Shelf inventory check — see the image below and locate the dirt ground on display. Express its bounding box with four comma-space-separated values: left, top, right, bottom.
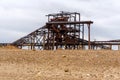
0, 48, 120, 80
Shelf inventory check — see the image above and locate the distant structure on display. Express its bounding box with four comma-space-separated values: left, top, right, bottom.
2, 11, 119, 50
12, 11, 93, 50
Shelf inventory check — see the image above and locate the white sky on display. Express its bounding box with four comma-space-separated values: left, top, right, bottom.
0, 0, 120, 43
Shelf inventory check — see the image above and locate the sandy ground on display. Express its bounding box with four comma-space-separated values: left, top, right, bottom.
0, 48, 120, 80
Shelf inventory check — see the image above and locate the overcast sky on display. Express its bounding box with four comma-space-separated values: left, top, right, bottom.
0, 0, 120, 43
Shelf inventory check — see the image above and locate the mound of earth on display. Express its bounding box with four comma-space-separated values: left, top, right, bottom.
0, 49, 120, 80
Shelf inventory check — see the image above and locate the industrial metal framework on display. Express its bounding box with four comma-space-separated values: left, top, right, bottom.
12, 11, 93, 50
1, 11, 119, 50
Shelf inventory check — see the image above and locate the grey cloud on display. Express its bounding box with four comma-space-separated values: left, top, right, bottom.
0, 0, 120, 43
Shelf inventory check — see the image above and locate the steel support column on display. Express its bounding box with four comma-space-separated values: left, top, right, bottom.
88, 24, 91, 49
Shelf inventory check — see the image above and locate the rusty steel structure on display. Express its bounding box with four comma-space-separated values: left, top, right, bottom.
5, 11, 119, 50
12, 11, 93, 50
91, 40, 120, 50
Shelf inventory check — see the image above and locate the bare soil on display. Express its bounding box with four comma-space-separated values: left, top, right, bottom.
0, 48, 120, 80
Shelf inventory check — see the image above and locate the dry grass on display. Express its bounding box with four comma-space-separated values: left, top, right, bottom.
0, 45, 19, 49
0, 49, 120, 80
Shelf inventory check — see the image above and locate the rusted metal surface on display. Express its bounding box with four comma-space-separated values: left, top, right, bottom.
11, 11, 93, 50
44, 11, 93, 50
46, 21, 93, 25
12, 26, 48, 50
